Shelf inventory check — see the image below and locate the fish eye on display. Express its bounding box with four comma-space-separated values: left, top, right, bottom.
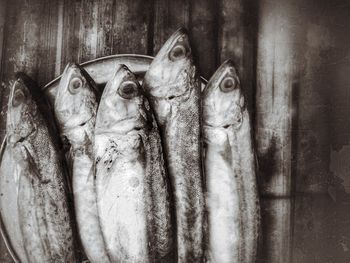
118, 81, 138, 99
68, 77, 83, 94
169, 45, 187, 61
220, 77, 237, 92
12, 89, 26, 107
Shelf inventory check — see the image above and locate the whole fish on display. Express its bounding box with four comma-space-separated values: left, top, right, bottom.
203, 60, 260, 263
143, 28, 205, 263
54, 63, 110, 263
94, 65, 174, 263
5, 75, 77, 262
0, 137, 28, 263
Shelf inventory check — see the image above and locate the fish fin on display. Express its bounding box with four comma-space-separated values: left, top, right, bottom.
86, 160, 95, 184
0, 135, 7, 164
22, 145, 42, 181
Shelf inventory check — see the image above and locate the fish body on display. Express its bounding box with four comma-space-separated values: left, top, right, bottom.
143, 28, 205, 263
0, 139, 28, 263
203, 61, 260, 263
95, 65, 174, 263
54, 63, 110, 263
5, 75, 77, 262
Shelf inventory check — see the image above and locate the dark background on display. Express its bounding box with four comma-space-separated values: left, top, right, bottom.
1, 0, 350, 262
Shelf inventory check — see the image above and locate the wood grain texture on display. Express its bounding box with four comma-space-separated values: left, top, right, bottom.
112, 0, 152, 55
153, 0, 190, 54
0, 0, 6, 76
255, 1, 300, 263
60, 0, 81, 69
188, 0, 217, 79
293, 0, 350, 194
217, 0, 257, 108
255, 0, 299, 197
260, 198, 292, 263
96, 0, 114, 57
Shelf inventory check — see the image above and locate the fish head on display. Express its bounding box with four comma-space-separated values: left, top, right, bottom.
203, 60, 245, 129
143, 27, 196, 100
55, 63, 99, 131
6, 77, 38, 146
95, 64, 150, 135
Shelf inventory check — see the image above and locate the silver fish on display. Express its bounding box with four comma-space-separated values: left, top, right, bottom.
94, 65, 174, 263
143, 28, 205, 263
5, 75, 77, 262
203, 60, 260, 263
54, 63, 110, 263
0, 136, 27, 263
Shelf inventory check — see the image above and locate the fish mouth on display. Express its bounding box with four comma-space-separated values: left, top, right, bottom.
78, 116, 94, 127
203, 123, 233, 130
147, 81, 190, 100
61, 115, 94, 132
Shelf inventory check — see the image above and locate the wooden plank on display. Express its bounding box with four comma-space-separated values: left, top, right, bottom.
96, 0, 114, 58
60, 0, 81, 69
260, 198, 292, 263
36, 0, 60, 85
255, 0, 300, 197
59, 0, 116, 71
112, 0, 152, 55
292, 1, 350, 262
77, 0, 99, 62
0, 0, 6, 75
217, 0, 257, 107
188, 0, 218, 79
293, 0, 349, 194
255, 1, 301, 263
153, 0, 190, 54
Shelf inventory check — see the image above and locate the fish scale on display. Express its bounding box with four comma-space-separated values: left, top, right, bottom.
53, 63, 110, 263
4, 76, 77, 263
143, 28, 205, 263
203, 60, 260, 263
95, 65, 174, 263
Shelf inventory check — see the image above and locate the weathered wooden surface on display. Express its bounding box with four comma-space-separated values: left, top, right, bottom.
260, 198, 292, 263
1, 0, 350, 262
255, 1, 298, 261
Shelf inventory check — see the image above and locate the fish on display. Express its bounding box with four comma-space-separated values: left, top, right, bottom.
202, 60, 260, 263
142, 28, 205, 263
0, 136, 27, 263
94, 65, 174, 263
54, 63, 110, 263
5, 74, 77, 263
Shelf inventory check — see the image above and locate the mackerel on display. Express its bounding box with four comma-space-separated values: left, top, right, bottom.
95, 65, 174, 263
143, 28, 205, 263
203, 61, 260, 263
0, 136, 26, 263
5, 74, 77, 262
54, 63, 110, 263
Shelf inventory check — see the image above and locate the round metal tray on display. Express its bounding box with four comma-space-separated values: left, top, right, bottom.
43, 54, 207, 102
